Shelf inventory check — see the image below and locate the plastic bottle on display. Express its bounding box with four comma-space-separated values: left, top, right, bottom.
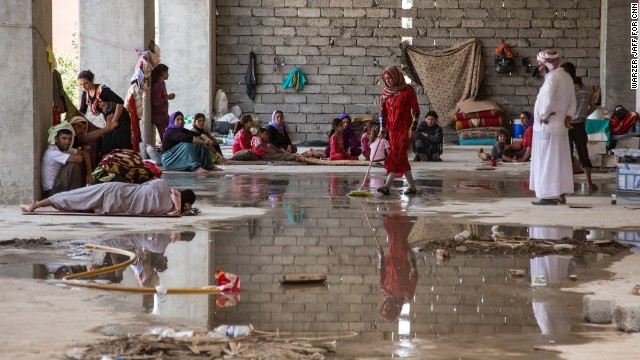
228, 129, 234, 138
212, 325, 252, 338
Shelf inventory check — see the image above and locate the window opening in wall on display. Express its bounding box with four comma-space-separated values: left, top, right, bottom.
402, 0, 413, 9
401, 17, 413, 29
401, 36, 413, 45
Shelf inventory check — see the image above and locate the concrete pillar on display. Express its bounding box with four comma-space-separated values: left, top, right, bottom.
0, 0, 52, 204
602, 0, 636, 110
78, 0, 155, 142
157, 0, 216, 121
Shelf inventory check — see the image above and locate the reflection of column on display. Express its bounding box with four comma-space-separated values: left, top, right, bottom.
530, 254, 572, 336
0, 0, 52, 203
528, 226, 574, 241
530, 255, 571, 285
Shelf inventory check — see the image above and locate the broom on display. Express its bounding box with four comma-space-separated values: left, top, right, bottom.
347, 131, 384, 197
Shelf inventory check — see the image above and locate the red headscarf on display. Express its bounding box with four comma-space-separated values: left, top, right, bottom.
380, 66, 408, 103
536, 49, 560, 71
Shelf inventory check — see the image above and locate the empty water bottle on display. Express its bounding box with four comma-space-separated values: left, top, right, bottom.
212, 325, 252, 337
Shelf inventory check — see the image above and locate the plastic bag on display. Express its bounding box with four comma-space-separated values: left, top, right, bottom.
216, 269, 240, 292
231, 105, 242, 119
214, 90, 229, 117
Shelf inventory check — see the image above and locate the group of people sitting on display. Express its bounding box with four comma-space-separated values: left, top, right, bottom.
477, 111, 534, 163
226, 110, 445, 164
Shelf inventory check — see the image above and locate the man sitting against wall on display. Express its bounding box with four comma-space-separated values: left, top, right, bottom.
41, 122, 93, 198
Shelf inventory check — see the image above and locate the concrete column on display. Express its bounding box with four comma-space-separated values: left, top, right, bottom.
157, 0, 216, 120
78, 0, 155, 142
0, 0, 52, 204
602, 0, 636, 110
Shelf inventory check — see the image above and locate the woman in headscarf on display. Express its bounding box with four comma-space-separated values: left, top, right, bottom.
77, 70, 133, 157
69, 116, 118, 169
376, 66, 420, 195
503, 111, 534, 162
266, 110, 297, 154
161, 111, 219, 173
324, 113, 362, 158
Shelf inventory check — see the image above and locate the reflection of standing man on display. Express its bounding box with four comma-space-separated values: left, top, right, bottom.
378, 214, 418, 322
561, 62, 598, 191
530, 50, 576, 205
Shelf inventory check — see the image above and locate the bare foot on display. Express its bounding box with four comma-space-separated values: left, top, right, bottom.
20, 204, 35, 213
209, 166, 223, 172
194, 167, 208, 174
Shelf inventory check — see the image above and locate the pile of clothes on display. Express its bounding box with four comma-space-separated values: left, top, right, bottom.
452, 109, 504, 145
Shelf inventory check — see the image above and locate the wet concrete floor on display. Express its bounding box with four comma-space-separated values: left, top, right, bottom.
1, 170, 638, 359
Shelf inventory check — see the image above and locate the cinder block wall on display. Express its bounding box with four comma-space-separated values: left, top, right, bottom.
216, 0, 600, 142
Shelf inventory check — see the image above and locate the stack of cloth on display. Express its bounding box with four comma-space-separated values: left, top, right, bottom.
452, 109, 504, 145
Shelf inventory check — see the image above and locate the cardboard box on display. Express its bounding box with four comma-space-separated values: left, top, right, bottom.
587, 140, 607, 155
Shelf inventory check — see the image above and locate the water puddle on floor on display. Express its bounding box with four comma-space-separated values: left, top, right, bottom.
0, 173, 633, 358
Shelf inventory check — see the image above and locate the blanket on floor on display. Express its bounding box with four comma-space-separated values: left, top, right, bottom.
23, 211, 181, 217
298, 157, 372, 166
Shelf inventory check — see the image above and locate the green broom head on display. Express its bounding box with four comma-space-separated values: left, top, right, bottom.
347, 190, 373, 197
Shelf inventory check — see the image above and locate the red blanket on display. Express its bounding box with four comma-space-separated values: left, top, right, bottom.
455, 116, 503, 131
611, 112, 638, 135
452, 110, 502, 121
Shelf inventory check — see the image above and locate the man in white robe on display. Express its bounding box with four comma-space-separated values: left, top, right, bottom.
530, 50, 577, 205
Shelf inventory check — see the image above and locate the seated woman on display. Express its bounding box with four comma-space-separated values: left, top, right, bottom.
412, 111, 443, 162
324, 113, 362, 158
21, 178, 195, 216
267, 110, 297, 154
503, 111, 534, 162
77, 70, 132, 157
191, 113, 228, 165
161, 111, 219, 173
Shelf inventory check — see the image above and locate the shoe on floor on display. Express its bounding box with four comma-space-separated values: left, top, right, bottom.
531, 198, 558, 205
403, 188, 417, 195
377, 186, 390, 195
413, 155, 420, 161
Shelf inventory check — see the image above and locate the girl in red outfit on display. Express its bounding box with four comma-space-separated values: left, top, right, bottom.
377, 66, 420, 195
232, 115, 254, 155
329, 118, 359, 160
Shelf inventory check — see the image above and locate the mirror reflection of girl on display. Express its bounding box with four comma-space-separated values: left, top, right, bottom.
192, 113, 228, 165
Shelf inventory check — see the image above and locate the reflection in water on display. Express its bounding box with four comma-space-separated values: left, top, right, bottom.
378, 213, 417, 323
528, 226, 574, 336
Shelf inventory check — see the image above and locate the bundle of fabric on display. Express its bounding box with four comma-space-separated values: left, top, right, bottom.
401, 39, 483, 127
451, 109, 502, 122
92, 149, 155, 184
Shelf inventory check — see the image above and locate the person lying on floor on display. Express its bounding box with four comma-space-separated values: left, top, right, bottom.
21, 178, 195, 216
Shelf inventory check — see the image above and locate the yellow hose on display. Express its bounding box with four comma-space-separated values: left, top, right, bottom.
62, 244, 220, 294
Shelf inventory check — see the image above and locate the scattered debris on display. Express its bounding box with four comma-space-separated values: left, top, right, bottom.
454, 230, 470, 242
509, 269, 526, 277
280, 273, 327, 284
0, 237, 50, 248
569, 274, 578, 281
76, 329, 353, 359
412, 234, 631, 256
455, 246, 468, 253
436, 249, 449, 259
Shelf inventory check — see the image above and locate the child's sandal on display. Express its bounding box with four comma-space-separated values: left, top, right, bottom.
377, 186, 390, 195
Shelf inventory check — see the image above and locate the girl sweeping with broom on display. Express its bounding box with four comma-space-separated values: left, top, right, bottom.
376, 66, 420, 195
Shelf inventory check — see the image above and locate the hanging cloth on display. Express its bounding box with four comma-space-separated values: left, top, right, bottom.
400, 39, 483, 127
245, 51, 257, 100
281, 67, 307, 91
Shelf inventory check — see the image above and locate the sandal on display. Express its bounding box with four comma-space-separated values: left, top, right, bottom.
376, 186, 390, 195
403, 188, 417, 195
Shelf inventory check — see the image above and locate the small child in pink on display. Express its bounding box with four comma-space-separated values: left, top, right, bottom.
361, 121, 377, 160
369, 130, 390, 162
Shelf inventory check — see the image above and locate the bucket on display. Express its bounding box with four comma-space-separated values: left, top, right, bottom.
513, 119, 524, 138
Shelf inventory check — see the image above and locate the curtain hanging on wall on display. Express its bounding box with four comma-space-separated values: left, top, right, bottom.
401, 39, 483, 127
